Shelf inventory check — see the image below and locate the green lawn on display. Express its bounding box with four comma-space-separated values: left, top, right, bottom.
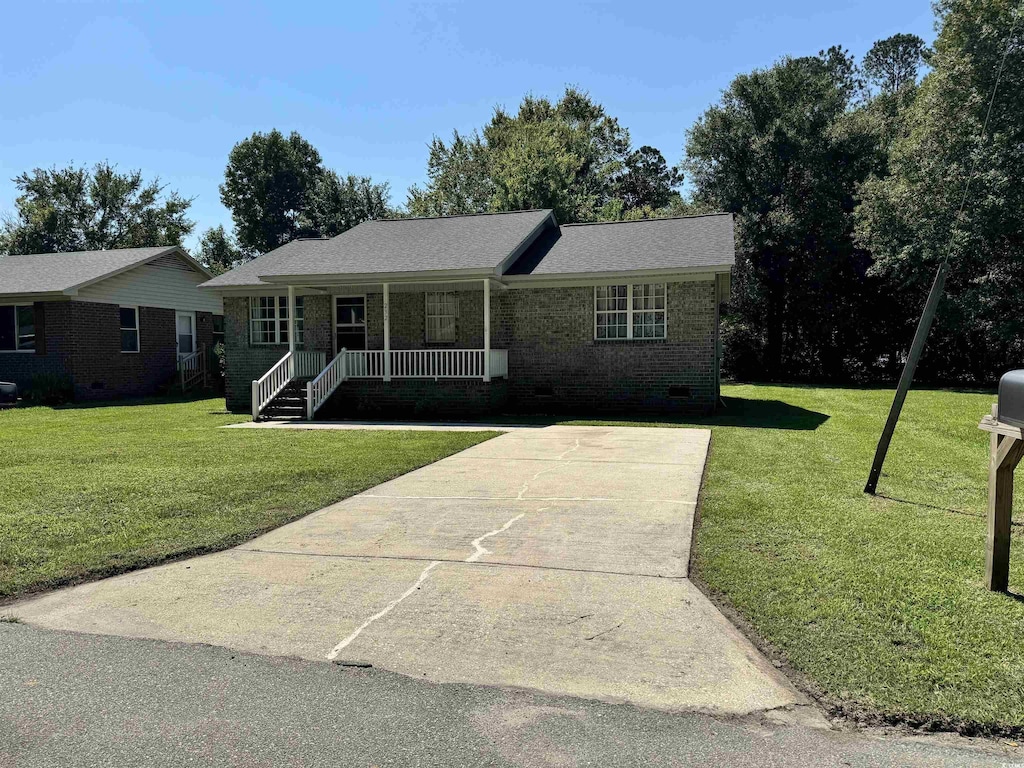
0, 397, 495, 600
576, 385, 1024, 732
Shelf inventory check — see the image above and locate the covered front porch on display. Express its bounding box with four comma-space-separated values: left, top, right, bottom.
251, 278, 507, 421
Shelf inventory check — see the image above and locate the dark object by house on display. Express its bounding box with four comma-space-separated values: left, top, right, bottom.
997, 370, 1024, 429
0, 381, 16, 403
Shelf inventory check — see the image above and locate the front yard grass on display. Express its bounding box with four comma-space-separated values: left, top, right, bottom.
576, 385, 1024, 733
0, 397, 495, 600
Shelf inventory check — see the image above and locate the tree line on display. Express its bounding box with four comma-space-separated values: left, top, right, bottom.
1, 0, 1019, 385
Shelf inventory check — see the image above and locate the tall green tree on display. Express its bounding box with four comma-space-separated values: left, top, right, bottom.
406, 88, 680, 223
195, 225, 242, 276
856, 0, 1024, 383
307, 171, 392, 235
0, 162, 193, 255
219, 129, 324, 256
407, 131, 493, 217
220, 129, 392, 257
686, 47, 880, 381
863, 33, 928, 94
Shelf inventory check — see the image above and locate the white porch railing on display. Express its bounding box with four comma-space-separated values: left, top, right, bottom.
178, 345, 206, 393
306, 348, 348, 420
251, 350, 326, 420
342, 349, 508, 380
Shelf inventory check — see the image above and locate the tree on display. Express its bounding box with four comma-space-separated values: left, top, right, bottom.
307, 171, 392, 236
219, 129, 324, 256
407, 131, 493, 217
686, 47, 880, 381
0, 162, 193, 255
612, 146, 684, 211
196, 225, 242, 275
855, 0, 1024, 383
406, 88, 677, 223
863, 33, 928, 94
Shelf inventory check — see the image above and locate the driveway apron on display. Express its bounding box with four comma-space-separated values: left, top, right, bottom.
12, 425, 803, 715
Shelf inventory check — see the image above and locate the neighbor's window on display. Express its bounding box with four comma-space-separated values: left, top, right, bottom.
119, 307, 140, 353
425, 292, 458, 343
594, 283, 666, 340
0, 304, 35, 351
249, 296, 304, 345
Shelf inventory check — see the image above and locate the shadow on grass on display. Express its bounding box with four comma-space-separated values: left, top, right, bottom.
46, 391, 223, 411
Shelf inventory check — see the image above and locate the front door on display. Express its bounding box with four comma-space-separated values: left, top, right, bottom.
175, 311, 196, 358
335, 296, 367, 351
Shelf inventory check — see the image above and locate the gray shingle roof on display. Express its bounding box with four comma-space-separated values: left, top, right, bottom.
0, 246, 184, 295
505, 214, 735, 276
203, 210, 554, 289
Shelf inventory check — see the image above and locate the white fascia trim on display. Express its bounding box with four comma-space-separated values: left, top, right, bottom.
503, 265, 732, 289
61, 246, 212, 295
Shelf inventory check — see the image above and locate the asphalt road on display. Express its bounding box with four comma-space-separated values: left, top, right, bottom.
1, 624, 1015, 768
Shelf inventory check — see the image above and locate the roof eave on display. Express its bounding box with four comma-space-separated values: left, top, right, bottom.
256, 266, 501, 286
61, 245, 211, 294
503, 263, 734, 284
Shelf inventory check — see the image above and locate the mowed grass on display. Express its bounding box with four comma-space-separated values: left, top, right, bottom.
577, 384, 1024, 731
0, 397, 495, 600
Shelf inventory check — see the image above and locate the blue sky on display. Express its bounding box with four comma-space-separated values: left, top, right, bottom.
0, 0, 935, 251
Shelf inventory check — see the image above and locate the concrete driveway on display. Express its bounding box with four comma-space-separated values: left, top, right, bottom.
11, 425, 803, 716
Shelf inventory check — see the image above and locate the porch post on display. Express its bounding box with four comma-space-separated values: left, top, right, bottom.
483, 278, 491, 382
383, 282, 391, 382
287, 285, 297, 354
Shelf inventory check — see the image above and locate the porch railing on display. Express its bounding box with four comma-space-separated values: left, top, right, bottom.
179, 345, 206, 393
342, 349, 508, 380
306, 348, 348, 420
251, 350, 326, 420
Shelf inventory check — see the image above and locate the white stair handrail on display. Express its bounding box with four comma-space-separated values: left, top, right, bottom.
251, 351, 294, 421
306, 348, 348, 420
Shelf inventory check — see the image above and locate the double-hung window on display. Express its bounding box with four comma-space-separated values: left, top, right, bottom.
249, 296, 304, 345
0, 305, 35, 351
119, 307, 140, 353
425, 292, 458, 343
594, 283, 666, 340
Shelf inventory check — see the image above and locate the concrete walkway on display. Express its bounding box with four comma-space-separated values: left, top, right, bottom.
11, 425, 804, 716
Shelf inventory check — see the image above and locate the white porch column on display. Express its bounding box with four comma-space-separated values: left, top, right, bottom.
483, 278, 491, 382
287, 285, 297, 354
383, 282, 391, 382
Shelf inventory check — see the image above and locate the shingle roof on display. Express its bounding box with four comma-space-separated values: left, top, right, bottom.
505, 214, 735, 276
0, 246, 185, 295
203, 209, 554, 288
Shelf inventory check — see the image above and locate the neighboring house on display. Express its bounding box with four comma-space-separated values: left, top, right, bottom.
0, 246, 224, 400
200, 209, 734, 419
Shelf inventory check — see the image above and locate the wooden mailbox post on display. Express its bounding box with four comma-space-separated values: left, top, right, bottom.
978, 405, 1024, 592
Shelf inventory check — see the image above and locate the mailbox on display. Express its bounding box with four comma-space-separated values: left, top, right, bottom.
998, 370, 1024, 428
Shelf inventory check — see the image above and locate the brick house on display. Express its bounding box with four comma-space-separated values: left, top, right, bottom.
200, 210, 734, 419
0, 246, 224, 400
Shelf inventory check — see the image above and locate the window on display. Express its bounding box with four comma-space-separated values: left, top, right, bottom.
594, 283, 666, 340
119, 307, 139, 353
335, 296, 366, 351
0, 305, 35, 351
425, 292, 458, 343
211, 315, 225, 347
249, 296, 303, 345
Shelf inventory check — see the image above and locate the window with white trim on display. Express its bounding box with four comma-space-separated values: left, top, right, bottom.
119, 307, 139, 353
249, 296, 304, 345
594, 283, 666, 340
425, 292, 458, 343
0, 305, 35, 351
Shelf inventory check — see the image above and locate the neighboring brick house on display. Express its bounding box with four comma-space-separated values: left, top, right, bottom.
200, 210, 734, 419
0, 246, 224, 401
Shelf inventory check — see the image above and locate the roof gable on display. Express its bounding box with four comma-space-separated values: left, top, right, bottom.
0, 246, 211, 298
505, 214, 735, 277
